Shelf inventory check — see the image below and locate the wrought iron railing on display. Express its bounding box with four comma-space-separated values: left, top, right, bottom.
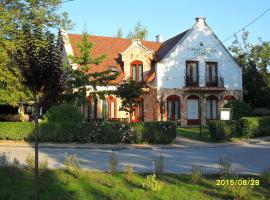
184, 75, 224, 87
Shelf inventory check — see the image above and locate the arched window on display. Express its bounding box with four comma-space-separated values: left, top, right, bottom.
102, 96, 117, 119
187, 95, 199, 125
167, 95, 180, 121
224, 95, 235, 105
130, 60, 143, 82
206, 95, 218, 119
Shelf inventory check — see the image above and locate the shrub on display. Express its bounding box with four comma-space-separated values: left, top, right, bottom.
0, 122, 34, 141
224, 100, 252, 121
219, 157, 232, 177
237, 117, 260, 138
64, 153, 81, 178
237, 116, 270, 138
44, 104, 83, 123
191, 164, 203, 184
153, 154, 164, 176
225, 180, 253, 200
0, 121, 177, 144
25, 153, 48, 175
142, 174, 163, 191
208, 120, 236, 141
261, 166, 270, 185
140, 121, 176, 144
108, 152, 118, 175
0, 152, 9, 166
124, 164, 134, 182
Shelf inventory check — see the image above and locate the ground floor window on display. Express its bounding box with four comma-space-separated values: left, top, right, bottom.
187, 95, 199, 125
206, 95, 218, 119
102, 96, 117, 119
167, 95, 180, 121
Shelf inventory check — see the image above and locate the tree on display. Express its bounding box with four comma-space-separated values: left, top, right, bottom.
229, 31, 270, 108
115, 79, 143, 121
2, 1, 72, 200
127, 22, 148, 40
115, 28, 123, 38
67, 31, 119, 119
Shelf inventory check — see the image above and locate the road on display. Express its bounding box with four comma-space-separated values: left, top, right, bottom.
0, 142, 269, 174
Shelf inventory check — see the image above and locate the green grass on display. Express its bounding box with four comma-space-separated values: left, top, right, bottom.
0, 168, 269, 200
177, 127, 213, 142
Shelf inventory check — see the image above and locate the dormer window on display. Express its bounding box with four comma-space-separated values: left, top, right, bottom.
130, 60, 143, 82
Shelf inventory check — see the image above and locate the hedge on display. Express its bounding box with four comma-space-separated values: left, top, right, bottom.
0, 122, 35, 140
224, 100, 252, 120
208, 120, 237, 141
0, 121, 176, 144
237, 116, 270, 138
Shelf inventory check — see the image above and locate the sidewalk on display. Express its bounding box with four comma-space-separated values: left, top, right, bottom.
0, 135, 269, 150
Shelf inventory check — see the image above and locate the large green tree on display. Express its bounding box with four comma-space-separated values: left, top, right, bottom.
0, 0, 72, 107
1, 1, 72, 199
229, 31, 270, 108
67, 31, 119, 119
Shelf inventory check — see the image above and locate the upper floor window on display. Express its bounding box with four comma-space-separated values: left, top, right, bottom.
205, 62, 218, 84
131, 60, 143, 82
186, 61, 199, 86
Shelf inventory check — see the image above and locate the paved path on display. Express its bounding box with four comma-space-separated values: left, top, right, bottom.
0, 140, 269, 175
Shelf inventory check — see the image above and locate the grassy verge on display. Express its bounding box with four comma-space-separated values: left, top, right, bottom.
0, 168, 269, 200
177, 127, 213, 142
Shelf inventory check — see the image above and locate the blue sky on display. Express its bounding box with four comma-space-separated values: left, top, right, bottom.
60, 0, 270, 46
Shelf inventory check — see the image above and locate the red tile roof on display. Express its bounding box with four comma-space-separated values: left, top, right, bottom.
67, 34, 161, 84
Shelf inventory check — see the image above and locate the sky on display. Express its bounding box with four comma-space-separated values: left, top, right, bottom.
60, 0, 270, 46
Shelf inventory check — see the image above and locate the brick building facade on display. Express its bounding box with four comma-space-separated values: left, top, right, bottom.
62, 17, 242, 126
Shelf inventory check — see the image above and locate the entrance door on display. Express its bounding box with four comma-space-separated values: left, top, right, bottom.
132, 98, 144, 122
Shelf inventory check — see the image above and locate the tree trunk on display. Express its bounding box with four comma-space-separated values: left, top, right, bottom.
34, 95, 39, 200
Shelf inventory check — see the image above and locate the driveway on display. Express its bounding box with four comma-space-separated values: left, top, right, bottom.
0, 141, 269, 175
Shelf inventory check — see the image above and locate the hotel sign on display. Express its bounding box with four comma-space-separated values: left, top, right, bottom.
187, 47, 216, 56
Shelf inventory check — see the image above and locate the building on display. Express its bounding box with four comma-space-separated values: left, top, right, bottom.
61, 17, 242, 126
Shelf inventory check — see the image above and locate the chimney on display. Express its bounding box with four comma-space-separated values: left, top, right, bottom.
195, 17, 206, 25
155, 35, 163, 42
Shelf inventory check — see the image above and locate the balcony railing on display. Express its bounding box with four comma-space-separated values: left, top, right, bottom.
184, 75, 224, 88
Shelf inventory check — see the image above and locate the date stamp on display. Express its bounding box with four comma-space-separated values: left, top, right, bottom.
216, 178, 260, 186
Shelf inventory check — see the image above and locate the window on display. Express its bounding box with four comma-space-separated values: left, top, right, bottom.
186, 61, 199, 86
187, 95, 199, 125
206, 95, 218, 119
205, 62, 218, 85
102, 97, 117, 119
131, 60, 143, 82
167, 95, 180, 121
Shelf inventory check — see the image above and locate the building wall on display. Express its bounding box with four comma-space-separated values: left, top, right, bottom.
156, 22, 242, 90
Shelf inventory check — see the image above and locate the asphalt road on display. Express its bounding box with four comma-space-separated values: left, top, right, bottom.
0, 142, 269, 174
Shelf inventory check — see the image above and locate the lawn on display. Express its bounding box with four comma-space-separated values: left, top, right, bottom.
0, 168, 269, 200
177, 127, 213, 142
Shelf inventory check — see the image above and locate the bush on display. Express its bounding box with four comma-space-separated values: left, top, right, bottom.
139, 121, 177, 144
108, 152, 118, 175
208, 120, 236, 141
0, 121, 177, 144
153, 154, 164, 176
44, 104, 83, 123
0, 122, 34, 141
142, 174, 163, 191
124, 164, 134, 182
191, 164, 203, 184
224, 100, 252, 120
237, 116, 270, 138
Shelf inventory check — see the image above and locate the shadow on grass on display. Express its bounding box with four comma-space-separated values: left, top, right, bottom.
0, 167, 112, 200
176, 126, 213, 142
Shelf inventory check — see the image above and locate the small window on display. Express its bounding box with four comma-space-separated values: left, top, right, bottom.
131, 61, 143, 82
